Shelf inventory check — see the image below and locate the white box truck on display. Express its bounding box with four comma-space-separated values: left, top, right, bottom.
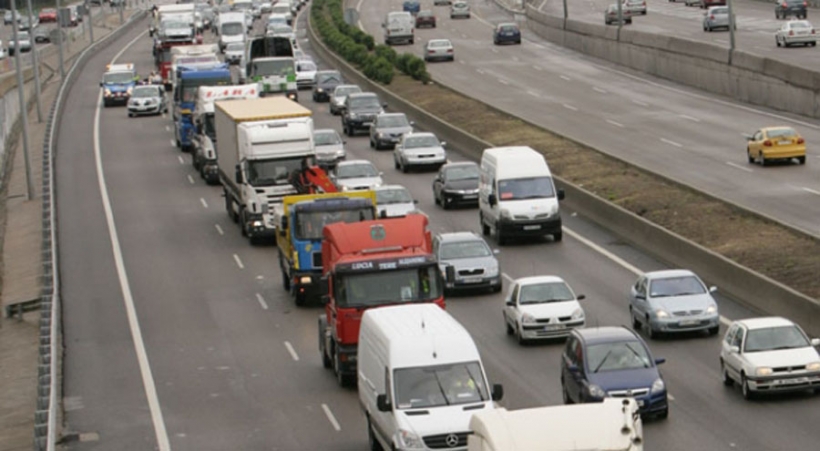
215, 97, 315, 244
358, 304, 504, 451
467, 398, 644, 451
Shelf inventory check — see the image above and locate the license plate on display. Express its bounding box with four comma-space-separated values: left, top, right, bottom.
461, 277, 483, 284
544, 324, 565, 330
778, 140, 792, 145
523, 225, 541, 231
679, 319, 700, 326
775, 377, 807, 385
462, 194, 477, 200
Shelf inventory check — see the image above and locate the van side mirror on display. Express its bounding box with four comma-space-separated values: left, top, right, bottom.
505, 299, 514, 306
488, 194, 497, 207
811, 338, 820, 347
445, 265, 455, 284
235, 164, 243, 184
567, 363, 580, 373
654, 358, 666, 365
635, 293, 645, 300
491, 384, 504, 401
376, 394, 391, 412
557, 188, 565, 201
728, 345, 740, 354
709, 286, 718, 293
577, 294, 586, 300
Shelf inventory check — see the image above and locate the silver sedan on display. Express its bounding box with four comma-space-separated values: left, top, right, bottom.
127, 85, 167, 117
423, 39, 454, 62
394, 132, 447, 172
775, 20, 817, 47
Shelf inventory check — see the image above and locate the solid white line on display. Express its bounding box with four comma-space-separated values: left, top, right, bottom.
531, 43, 545, 50
502, 272, 514, 283
726, 162, 753, 173
169, 139, 176, 147
498, 79, 509, 85
660, 138, 683, 148
256, 293, 269, 310
459, 60, 465, 65
527, 90, 540, 97
668, 393, 676, 401
97, 30, 171, 451
632, 100, 649, 107
233, 254, 245, 269
803, 187, 820, 196
177, 156, 184, 164
461, 33, 468, 39
560, 75, 572, 81
562, 104, 578, 111
187, 175, 195, 184
606, 119, 624, 128
512, 56, 519, 62
200, 198, 209, 208
322, 404, 342, 431
532, 65, 542, 71
284, 341, 299, 361
713, 39, 729, 45
593, 87, 608, 94
680, 114, 701, 122
538, 0, 548, 10
215, 224, 224, 235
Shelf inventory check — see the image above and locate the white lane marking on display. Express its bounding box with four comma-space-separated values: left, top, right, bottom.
476, 69, 485, 75
606, 119, 624, 128
531, 43, 545, 49
284, 341, 299, 361
632, 100, 649, 107
538, 0, 548, 10
165, 125, 171, 132
233, 254, 245, 269
756, 30, 770, 35
527, 90, 540, 97
562, 103, 578, 111
680, 114, 701, 122
187, 175, 195, 184
256, 293, 269, 310
713, 39, 729, 45
803, 187, 820, 196
322, 404, 341, 431
169, 139, 175, 146
461, 33, 468, 39
532, 65, 542, 71
593, 87, 608, 94
512, 56, 519, 62
98, 30, 171, 451
215, 224, 224, 235
502, 272, 514, 283
459, 60, 465, 65
177, 156, 184, 164
200, 198, 209, 208
498, 79, 509, 85
726, 162, 754, 173
560, 75, 572, 81
660, 138, 683, 148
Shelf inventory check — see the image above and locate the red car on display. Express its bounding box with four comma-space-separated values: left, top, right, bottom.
39, 8, 57, 23
415, 10, 436, 28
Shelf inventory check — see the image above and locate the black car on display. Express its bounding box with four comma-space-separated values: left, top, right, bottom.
369, 112, 414, 150
493, 22, 521, 45
341, 92, 386, 136
312, 70, 343, 102
433, 162, 480, 209
775, 0, 807, 19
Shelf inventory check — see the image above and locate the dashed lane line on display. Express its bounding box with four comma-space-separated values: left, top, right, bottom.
256, 293, 269, 310
606, 119, 624, 128
215, 224, 224, 235
660, 138, 683, 148
200, 198, 209, 208
233, 254, 245, 269
726, 162, 753, 173
284, 341, 299, 361
322, 404, 341, 431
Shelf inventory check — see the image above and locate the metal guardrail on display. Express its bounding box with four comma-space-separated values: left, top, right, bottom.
33, 9, 147, 450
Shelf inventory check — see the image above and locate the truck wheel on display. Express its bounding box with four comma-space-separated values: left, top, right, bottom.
279, 254, 291, 291
240, 208, 248, 237
294, 291, 306, 307
334, 350, 353, 387
495, 223, 506, 245
480, 213, 490, 236
319, 321, 332, 369
553, 231, 563, 242
368, 418, 385, 451
225, 190, 239, 223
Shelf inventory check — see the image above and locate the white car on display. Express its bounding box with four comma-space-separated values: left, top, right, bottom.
720, 316, 820, 399
423, 39, 454, 62
329, 84, 362, 115
260, 1, 273, 14
313, 128, 346, 168
374, 185, 417, 218
503, 276, 585, 344
393, 132, 447, 173
224, 42, 244, 65
127, 85, 167, 117
0, 41, 6, 60
775, 20, 817, 48
333, 160, 383, 191
296, 59, 317, 89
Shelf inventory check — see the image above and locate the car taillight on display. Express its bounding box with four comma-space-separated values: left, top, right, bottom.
781, 2, 787, 7
446, 49, 453, 52
797, 138, 805, 144
789, 30, 794, 36
764, 140, 773, 147
710, 15, 715, 19
428, 50, 435, 53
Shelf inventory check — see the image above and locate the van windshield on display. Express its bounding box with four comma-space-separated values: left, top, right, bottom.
394, 362, 489, 409
497, 176, 555, 201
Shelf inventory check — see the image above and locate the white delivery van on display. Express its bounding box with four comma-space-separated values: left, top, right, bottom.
359, 304, 503, 451
468, 398, 644, 451
382, 11, 415, 45
218, 11, 246, 52
478, 146, 564, 245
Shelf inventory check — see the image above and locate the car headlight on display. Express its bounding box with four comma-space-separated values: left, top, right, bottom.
571, 307, 584, 320
376, 132, 383, 139
395, 429, 425, 450
521, 312, 536, 324
335, 149, 346, 157
126, 87, 133, 95
655, 309, 669, 319
807, 362, 820, 372
252, 220, 264, 228
651, 378, 665, 394
588, 384, 606, 399
706, 305, 718, 314
316, 87, 323, 92
349, 112, 358, 119
484, 265, 499, 277
756, 367, 773, 376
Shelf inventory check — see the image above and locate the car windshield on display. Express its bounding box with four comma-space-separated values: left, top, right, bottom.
518, 282, 574, 304
226, 43, 244, 52
587, 341, 652, 372
744, 326, 810, 352
317, 72, 341, 84
271, 24, 292, 33
440, 240, 491, 260
712, 7, 728, 14
132, 86, 158, 98
221, 22, 244, 35
497, 176, 555, 200
16, 31, 31, 40
268, 17, 287, 26
379, 115, 410, 128
252, 59, 294, 76
314, 131, 342, 146
444, 165, 479, 181
418, 11, 433, 17
246, 156, 303, 186
499, 25, 516, 32
294, 208, 374, 240
767, 127, 797, 138
103, 71, 134, 84
337, 163, 378, 178
335, 86, 360, 97
162, 20, 189, 29
376, 188, 413, 205
349, 96, 380, 109
335, 265, 442, 307
202, 114, 216, 140
297, 61, 316, 72
648, 276, 706, 298
271, 5, 290, 14
404, 136, 440, 148
394, 362, 489, 409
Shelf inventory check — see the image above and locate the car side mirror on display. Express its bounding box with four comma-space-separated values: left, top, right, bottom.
654, 358, 666, 365
441, 141, 447, 147
382, 102, 388, 108
409, 121, 415, 126
709, 286, 718, 293
577, 294, 586, 300
557, 188, 565, 201
493, 249, 500, 254
635, 293, 645, 300
811, 338, 820, 347
413, 199, 419, 204
505, 299, 514, 306
728, 345, 740, 354
488, 194, 497, 206
342, 140, 347, 144
379, 171, 384, 176
743, 134, 754, 141
376, 394, 391, 412
491, 384, 504, 401
235, 164, 243, 184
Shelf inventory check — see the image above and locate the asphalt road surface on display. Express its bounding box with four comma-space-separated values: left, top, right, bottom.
55, 6, 820, 451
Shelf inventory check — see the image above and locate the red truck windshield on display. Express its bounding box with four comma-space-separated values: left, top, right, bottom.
335, 264, 442, 308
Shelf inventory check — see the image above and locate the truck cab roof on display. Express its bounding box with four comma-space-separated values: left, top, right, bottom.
322, 214, 432, 268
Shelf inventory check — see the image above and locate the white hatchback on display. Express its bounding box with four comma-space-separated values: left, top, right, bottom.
333, 160, 383, 191
503, 276, 585, 344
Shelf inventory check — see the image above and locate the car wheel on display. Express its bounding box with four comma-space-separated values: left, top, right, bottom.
505, 314, 514, 335
708, 326, 720, 336
798, 156, 806, 165
630, 306, 641, 329
644, 316, 657, 339
369, 138, 375, 149
480, 213, 491, 236
657, 408, 669, 420
442, 195, 450, 210
368, 417, 384, 451
401, 158, 409, 173
128, 112, 133, 118
394, 157, 400, 170
553, 231, 563, 242
721, 360, 734, 387
741, 373, 755, 399
495, 223, 506, 245
758, 151, 767, 166
747, 148, 754, 163
562, 384, 573, 404
516, 324, 526, 345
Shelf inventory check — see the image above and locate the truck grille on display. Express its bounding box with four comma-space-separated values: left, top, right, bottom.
423, 431, 470, 449
312, 251, 322, 268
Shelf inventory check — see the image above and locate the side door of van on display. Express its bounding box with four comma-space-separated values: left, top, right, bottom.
478, 161, 496, 232
370, 366, 395, 449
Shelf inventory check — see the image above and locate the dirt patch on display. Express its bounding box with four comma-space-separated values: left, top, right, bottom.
387, 76, 820, 300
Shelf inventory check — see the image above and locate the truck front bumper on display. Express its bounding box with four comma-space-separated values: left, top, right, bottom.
499, 216, 562, 237
335, 342, 358, 376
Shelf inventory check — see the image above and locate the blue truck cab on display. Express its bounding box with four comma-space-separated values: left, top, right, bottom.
277, 193, 377, 306
100, 63, 139, 107
173, 63, 232, 152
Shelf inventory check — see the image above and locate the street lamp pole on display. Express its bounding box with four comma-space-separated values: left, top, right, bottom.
9, 0, 35, 201
23, 0, 42, 123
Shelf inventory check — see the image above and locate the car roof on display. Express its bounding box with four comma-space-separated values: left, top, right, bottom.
437, 231, 483, 243
337, 159, 375, 167
375, 184, 410, 193
404, 132, 436, 139
335, 84, 360, 90
498, 22, 517, 27
643, 269, 697, 280
761, 126, 797, 133
348, 92, 378, 99
574, 327, 640, 345
428, 39, 452, 45
442, 161, 477, 170
378, 112, 407, 119
735, 316, 795, 330
513, 275, 566, 286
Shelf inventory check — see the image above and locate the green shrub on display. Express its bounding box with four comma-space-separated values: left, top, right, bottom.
374, 45, 398, 64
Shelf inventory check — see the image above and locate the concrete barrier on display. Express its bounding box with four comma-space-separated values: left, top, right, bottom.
307, 14, 820, 336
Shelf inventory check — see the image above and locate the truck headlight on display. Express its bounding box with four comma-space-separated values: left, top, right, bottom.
335, 149, 346, 157
252, 220, 263, 228
104, 89, 112, 96
651, 378, 665, 394
395, 429, 425, 450
126, 87, 133, 95
756, 367, 773, 376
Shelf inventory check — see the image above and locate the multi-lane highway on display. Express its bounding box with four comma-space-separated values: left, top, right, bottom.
355, 0, 820, 238
55, 5, 820, 451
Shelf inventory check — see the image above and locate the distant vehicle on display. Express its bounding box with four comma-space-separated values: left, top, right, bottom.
313, 128, 346, 168
436, 232, 501, 293
775, 0, 806, 19
369, 112, 414, 150
403, 0, 421, 14
270, 2, 294, 25
18, 16, 38, 31
684, 0, 700, 6
503, 276, 584, 342
100, 63, 138, 107
720, 316, 820, 399
703, 6, 734, 32
329, 84, 362, 115
605, 5, 633, 25
296, 59, 317, 90
699, 0, 725, 8
432, 161, 480, 209
312, 70, 343, 102
223, 42, 244, 65
434, 0, 452, 5
394, 132, 447, 172
450, 0, 471, 19
260, 1, 273, 14
628, 269, 720, 339
775, 20, 816, 47
341, 92, 386, 136
266, 14, 289, 33
333, 160, 384, 191
127, 85, 167, 117
38, 8, 57, 23
33, 27, 52, 43
8, 30, 32, 55
424, 38, 454, 62
493, 22, 521, 44
745, 126, 806, 165
622, 0, 647, 15
415, 10, 436, 28
374, 185, 417, 218
4, 10, 17, 26
382, 11, 415, 45
0, 41, 6, 60
561, 327, 669, 419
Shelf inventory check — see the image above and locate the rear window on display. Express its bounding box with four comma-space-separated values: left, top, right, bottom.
712, 7, 728, 13
429, 40, 451, 48
767, 128, 797, 138
790, 21, 810, 29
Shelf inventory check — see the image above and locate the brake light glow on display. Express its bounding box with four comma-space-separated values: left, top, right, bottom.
763, 140, 773, 147
446, 49, 453, 52
797, 138, 805, 144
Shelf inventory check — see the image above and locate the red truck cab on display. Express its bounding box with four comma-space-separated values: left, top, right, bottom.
318, 214, 445, 386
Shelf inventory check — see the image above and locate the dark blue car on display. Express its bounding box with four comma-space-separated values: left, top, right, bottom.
561, 327, 669, 419
493, 22, 521, 45
403, 0, 421, 14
